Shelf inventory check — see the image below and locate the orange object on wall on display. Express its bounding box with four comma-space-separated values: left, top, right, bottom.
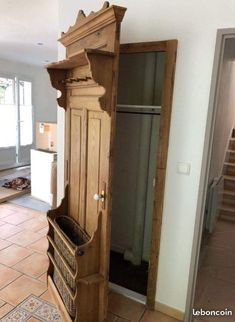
36, 122, 57, 152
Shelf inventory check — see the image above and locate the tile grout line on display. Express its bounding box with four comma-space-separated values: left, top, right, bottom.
138, 308, 147, 322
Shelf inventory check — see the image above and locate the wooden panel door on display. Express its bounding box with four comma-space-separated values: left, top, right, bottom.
68, 102, 112, 321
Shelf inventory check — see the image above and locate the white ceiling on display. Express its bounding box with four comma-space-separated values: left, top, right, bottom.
0, 0, 58, 66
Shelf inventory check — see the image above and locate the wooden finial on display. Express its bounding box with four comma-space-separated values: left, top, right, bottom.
76, 9, 86, 23
102, 2, 110, 10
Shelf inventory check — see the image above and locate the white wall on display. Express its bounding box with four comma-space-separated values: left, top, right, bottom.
0, 58, 57, 167
0, 58, 57, 122
57, 0, 235, 314
209, 39, 235, 182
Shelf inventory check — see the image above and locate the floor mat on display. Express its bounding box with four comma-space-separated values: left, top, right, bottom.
0, 294, 62, 321
2, 177, 31, 190
109, 250, 148, 295
9, 193, 51, 213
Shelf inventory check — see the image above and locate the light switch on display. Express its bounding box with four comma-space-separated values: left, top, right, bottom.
177, 162, 191, 175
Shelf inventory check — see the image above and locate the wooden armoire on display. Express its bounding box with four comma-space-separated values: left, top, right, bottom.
46, 2, 177, 322
46, 2, 126, 322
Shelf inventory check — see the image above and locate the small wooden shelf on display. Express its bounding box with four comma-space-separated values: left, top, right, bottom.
47, 48, 115, 70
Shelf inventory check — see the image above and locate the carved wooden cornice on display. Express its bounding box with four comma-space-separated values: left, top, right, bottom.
47, 49, 115, 113
59, 2, 126, 56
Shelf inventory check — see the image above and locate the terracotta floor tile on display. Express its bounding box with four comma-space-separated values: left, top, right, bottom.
0, 239, 11, 251
216, 266, 235, 285
37, 226, 49, 236
140, 310, 180, 322
107, 312, 119, 321
0, 263, 21, 289
27, 318, 42, 322
201, 246, 235, 269
108, 292, 145, 322
13, 252, 49, 278
28, 236, 48, 254
18, 217, 48, 232
0, 207, 15, 219
0, 303, 14, 318
0, 244, 33, 266
38, 272, 47, 283
0, 223, 23, 238
195, 277, 235, 321
2, 204, 45, 219
209, 230, 235, 251
0, 275, 46, 306
214, 220, 235, 233
40, 290, 56, 305
0, 299, 5, 308
1, 212, 34, 225
7, 230, 42, 247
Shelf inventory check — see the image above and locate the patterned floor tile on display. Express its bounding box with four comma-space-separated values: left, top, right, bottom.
1, 308, 30, 322
0, 295, 62, 322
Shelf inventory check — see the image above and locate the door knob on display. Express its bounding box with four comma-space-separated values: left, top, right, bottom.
93, 192, 105, 202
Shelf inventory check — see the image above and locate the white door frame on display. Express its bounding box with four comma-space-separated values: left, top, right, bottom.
184, 28, 235, 322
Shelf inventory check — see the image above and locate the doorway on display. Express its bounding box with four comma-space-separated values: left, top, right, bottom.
109, 40, 177, 307
185, 29, 235, 322
0, 76, 33, 169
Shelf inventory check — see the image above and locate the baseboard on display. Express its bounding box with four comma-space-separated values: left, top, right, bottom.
109, 282, 146, 304
155, 300, 185, 321
0, 163, 30, 171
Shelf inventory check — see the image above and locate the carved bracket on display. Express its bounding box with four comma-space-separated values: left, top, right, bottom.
47, 49, 114, 114
47, 69, 67, 108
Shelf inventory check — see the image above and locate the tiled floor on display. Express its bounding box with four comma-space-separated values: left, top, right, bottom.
194, 219, 235, 322
0, 202, 179, 322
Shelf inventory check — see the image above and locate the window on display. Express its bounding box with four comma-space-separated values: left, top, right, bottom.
19, 80, 33, 146
0, 77, 33, 148
0, 77, 16, 147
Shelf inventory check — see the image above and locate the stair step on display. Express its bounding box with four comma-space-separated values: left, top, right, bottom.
223, 190, 235, 196
224, 175, 235, 181
220, 205, 235, 212
227, 149, 235, 154
224, 162, 235, 175
224, 176, 235, 190
220, 214, 235, 223
229, 139, 235, 150
227, 150, 235, 160
232, 128, 235, 138
219, 207, 235, 221
224, 162, 235, 167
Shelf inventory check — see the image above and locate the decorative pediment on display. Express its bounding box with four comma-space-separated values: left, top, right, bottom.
58, 2, 126, 57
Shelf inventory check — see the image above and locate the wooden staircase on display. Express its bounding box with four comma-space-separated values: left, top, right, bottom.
219, 129, 235, 223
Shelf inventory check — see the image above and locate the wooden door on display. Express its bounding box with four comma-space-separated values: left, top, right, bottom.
69, 108, 110, 235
